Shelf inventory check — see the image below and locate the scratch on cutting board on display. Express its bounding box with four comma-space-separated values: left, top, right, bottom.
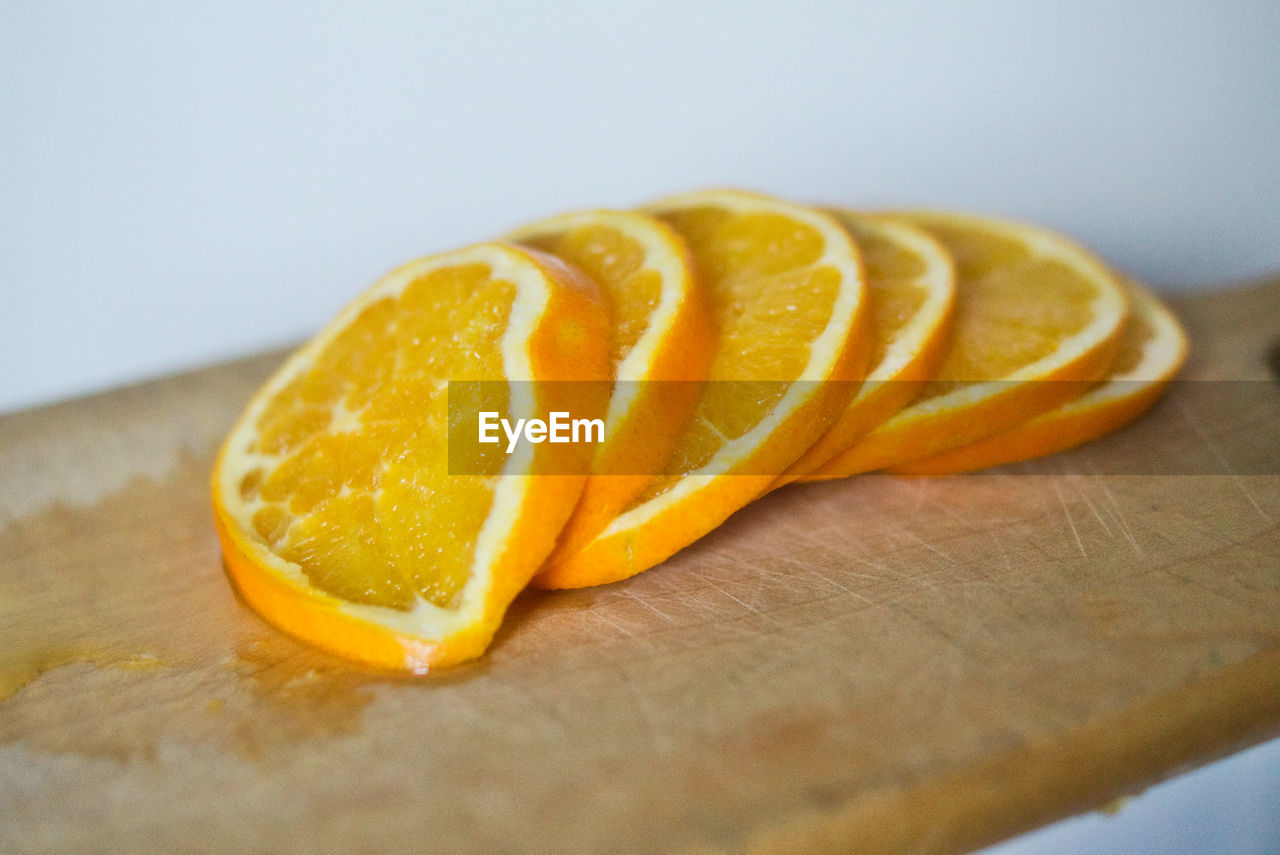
1172, 394, 1272, 522
801, 568, 875, 606
609, 661, 665, 752
676, 587, 736, 624
704, 580, 776, 623
986, 531, 1014, 573
618, 588, 677, 624
846, 553, 907, 585
1092, 477, 1144, 555
1052, 478, 1088, 558
923, 485, 978, 529
1070, 475, 1114, 538
591, 609, 639, 638
895, 526, 959, 565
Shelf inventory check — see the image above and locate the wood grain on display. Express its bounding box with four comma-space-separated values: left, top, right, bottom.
2, 278, 1278, 854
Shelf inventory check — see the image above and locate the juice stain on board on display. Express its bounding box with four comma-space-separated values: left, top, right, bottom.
0, 453, 393, 760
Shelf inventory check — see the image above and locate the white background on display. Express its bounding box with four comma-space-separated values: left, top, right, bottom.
3, 1, 1279, 413
2, 2, 1278, 851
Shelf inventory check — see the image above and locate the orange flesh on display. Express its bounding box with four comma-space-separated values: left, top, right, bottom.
889, 284, 1181, 476
632, 207, 842, 490
237, 264, 515, 611
848, 219, 930, 370
517, 225, 661, 369
919, 226, 1095, 395
1108, 304, 1156, 374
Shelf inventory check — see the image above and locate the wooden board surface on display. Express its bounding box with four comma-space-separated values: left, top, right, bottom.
2, 278, 1279, 854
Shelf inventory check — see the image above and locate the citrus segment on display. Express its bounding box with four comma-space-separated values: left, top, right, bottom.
774, 211, 956, 485
807, 211, 1128, 478
892, 280, 1187, 474
213, 244, 610, 670
506, 210, 712, 563
533, 189, 869, 590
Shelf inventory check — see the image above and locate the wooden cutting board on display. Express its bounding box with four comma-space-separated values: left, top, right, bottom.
2, 278, 1278, 855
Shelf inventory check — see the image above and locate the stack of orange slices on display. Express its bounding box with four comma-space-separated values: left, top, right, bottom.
212, 190, 1187, 670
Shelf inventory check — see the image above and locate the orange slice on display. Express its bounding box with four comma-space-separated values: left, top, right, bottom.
506, 210, 712, 563
533, 189, 869, 589
893, 280, 1187, 474
773, 211, 956, 485
807, 211, 1129, 478
212, 244, 609, 671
